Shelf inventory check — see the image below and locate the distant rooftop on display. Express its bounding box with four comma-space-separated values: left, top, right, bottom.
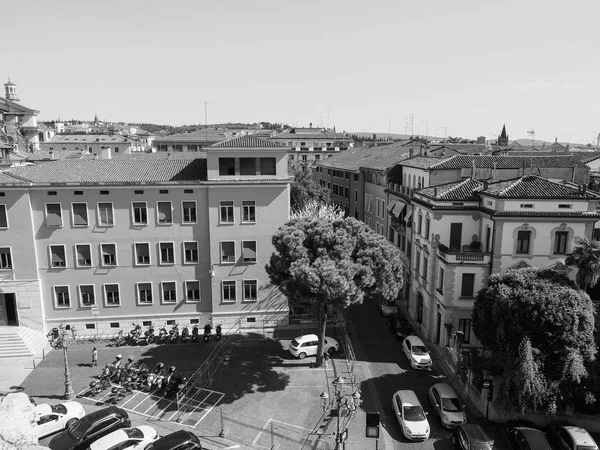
153, 128, 227, 143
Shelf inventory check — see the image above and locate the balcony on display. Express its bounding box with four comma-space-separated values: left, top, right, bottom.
437, 244, 491, 264
388, 183, 414, 197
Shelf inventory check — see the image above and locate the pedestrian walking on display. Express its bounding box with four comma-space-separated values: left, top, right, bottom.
92, 347, 98, 367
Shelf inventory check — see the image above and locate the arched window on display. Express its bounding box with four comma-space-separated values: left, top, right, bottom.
417, 292, 424, 324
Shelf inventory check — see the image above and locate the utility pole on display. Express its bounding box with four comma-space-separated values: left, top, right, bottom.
421, 122, 429, 140
410, 114, 414, 135
204, 102, 208, 142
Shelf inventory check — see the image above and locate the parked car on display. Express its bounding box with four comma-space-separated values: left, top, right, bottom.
388, 314, 412, 341
504, 426, 553, 450
549, 424, 599, 450
427, 383, 467, 429
288, 334, 339, 359
34, 401, 86, 439
392, 390, 430, 441
89, 425, 159, 450
145, 430, 202, 450
402, 335, 432, 370
379, 299, 399, 317
48, 406, 130, 450
451, 424, 494, 450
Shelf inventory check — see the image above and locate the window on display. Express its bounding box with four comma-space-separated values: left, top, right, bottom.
520, 204, 533, 209
220, 201, 234, 223
182, 201, 197, 224
100, 190, 109, 195
159, 242, 175, 264
184, 189, 193, 194
161, 281, 177, 304
417, 212, 423, 234
458, 319, 472, 343
50, 245, 67, 268
137, 282, 153, 304
259, 158, 276, 175
415, 250, 421, 273
132, 202, 148, 225
558, 204, 572, 209
242, 241, 257, 263
79, 285, 95, 306
554, 231, 569, 254
185, 281, 200, 302
75, 244, 92, 267
104, 284, 120, 306
135, 243, 150, 265
438, 268, 444, 293
134, 190, 144, 195
240, 157, 256, 175
100, 244, 117, 266
243, 280, 257, 301
45, 203, 62, 227
0, 248, 12, 269
47, 191, 57, 196
219, 157, 235, 175
0, 205, 8, 228
355, 190, 358, 202
54, 286, 70, 308
222, 280, 236, 302
156, 201, 172, 224
221, 241, 235, 263
516, 230, 531, 254
423, 256, 428, 281
159, 189, 169, 194
97, 202, 114, 226
71, 203, 88, 226
461, 274, 475, 297
425, 217, 430, 239
242, 201, 256, 223
184, 241, 199, 263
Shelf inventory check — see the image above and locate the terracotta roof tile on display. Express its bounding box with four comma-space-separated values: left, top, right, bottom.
419, 178, 484, 201
153, 129, 227, 143
0, 172, 27, 184
400, 156, 446, 169
482, 176, 598, 199
46, 134, 129, 144
211, 135, 285, 148
316, 142, 411, 171
426, 155, 588, 170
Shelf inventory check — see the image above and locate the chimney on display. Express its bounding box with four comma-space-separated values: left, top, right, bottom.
309, 122, 312, 128
49, 150, 54, 160
483, 180, 489, 190
409, 148, 414, 158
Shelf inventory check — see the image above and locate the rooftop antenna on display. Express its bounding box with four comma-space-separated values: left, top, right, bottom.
527, 129, 535, 148
327, 108, 330, 129
204, 102, 208, 142
421, 122, 429, 141
410, 114, 414, 135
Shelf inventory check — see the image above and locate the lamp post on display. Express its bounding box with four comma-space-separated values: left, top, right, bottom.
58, 324, 75, 401
321, 376, 361, 450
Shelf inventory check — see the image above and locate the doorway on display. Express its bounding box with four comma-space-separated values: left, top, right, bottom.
435, 311, 442, 344
0, 293, 18, 326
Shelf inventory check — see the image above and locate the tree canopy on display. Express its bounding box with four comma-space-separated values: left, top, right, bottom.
289, 170, 331, 213
565, 236, 600, 290
472, 268, 597, 414
266, 215, 403, 365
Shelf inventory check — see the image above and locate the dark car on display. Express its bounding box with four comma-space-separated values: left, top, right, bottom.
48, 405, 130, 450
452, 424, 493, 450
145, 430, 202, 450
504, 426, 553, 450
388, 314, 412, 341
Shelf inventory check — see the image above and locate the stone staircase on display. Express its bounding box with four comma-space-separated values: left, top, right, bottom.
0, 326, 51, 359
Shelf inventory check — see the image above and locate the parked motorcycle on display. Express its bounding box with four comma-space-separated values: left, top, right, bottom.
215, 324, 222, 341
169, 323, 180, 344
144, 323, 155, 345
180, 324, 190, 343
203, 324, 212, 342
114, 330, 126, 347
130, 323, 143, 345
148, 363, 166, 391
191, 324, 199, 343
87, 381, 104, 397
158, 324, 169, 344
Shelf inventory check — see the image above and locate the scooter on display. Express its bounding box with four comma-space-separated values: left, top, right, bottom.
87, 381, 104, 397
180, 324, 190, 343
130, 323, 142, 346
114, 330, 126, 347
191, 324, 199, 343
169, 323, 180, 344
215, 324, 222, 341
203, 324, 212, 342
144, 324, 155, 345
158, 324, 169, 344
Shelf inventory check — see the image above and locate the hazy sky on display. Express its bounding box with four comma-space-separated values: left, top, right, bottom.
4, 0, 600, 144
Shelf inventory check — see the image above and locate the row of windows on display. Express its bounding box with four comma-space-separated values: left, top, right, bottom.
51, 279, 259, 309
516, 229, 569, 255
218, 157, 276, 176
38, 240, 258, 269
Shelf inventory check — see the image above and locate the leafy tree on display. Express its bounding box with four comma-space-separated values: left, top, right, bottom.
266, 215, 403, 366
473, 268, 596, 414
290, 170, 331, 213
565, 236, 600, 290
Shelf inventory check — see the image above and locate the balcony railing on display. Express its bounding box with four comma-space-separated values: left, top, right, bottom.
437, 244, 490, 264
388, 183, 414, 197
0, 270, 15, 281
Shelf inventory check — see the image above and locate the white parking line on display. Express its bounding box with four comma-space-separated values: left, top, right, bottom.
120, 390, 142, 408
252, 418, 314, 446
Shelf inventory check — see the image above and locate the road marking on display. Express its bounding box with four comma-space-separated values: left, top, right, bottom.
252, 418, 314, 446
120, 390, 142, 408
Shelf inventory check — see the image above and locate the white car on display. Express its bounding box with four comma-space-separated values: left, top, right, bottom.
34, 401, 86, 439
392, 390, 430, 441
89, 425, 159, 450
428, 383, 467, 428
289, 334, 339, 359
402, 335, 432, 370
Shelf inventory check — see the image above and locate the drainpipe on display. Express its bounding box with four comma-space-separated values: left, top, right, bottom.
489, 216, 497, 278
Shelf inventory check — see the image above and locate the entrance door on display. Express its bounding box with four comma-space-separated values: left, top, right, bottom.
435, 311, 442, 344
450, 223, 462, 251
3, 294, 18, 326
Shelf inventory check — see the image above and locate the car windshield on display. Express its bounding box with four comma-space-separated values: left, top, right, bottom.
412, 345, 429, 355
403, 405, 425, 421
291, 339, 300, 347
68, 417, 89, 439
441, 397, 463, 412
124, 428, 143, 439
50, 404, 68, 415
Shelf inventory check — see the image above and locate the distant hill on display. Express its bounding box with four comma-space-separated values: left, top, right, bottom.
130, 122, 289, 136
512, 138, 586, 148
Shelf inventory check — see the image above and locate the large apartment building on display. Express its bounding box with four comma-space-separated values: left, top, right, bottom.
0, 136, 292, 336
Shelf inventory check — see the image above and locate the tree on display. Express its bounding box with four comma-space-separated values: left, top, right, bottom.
266, 215, 403, 367
473, 268, 597, 413
289, 170, 331, 213
565, 236, 600, 290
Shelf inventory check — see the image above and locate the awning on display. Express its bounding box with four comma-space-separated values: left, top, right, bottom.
404, 207, 413, 223
391, 201, 406, 216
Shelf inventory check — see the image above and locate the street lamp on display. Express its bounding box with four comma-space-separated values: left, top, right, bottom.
321, 376, 361, 450
57, 324, 75, 401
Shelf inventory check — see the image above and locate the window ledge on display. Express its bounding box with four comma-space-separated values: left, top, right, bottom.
458, 296, 475, 300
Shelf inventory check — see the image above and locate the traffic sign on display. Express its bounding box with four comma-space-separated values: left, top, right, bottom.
91, 306, 100, 315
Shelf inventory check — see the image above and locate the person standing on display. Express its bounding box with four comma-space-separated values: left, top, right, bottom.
92, 347, 98, 367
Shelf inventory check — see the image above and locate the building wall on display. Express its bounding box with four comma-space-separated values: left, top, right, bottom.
40, 140, 132, 155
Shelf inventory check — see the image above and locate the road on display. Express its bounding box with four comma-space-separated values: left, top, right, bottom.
349, 300, 465, 450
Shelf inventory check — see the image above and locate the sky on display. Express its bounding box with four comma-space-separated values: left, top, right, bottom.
4, 0, 600, 144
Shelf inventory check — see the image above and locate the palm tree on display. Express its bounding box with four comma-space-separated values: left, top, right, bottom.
565, 236, 600, 290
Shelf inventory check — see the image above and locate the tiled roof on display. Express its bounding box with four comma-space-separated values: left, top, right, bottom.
418, 178, 484, 201
426, 155, 588, 170
211, 135, 285, 148
568, 152, 600, 163
0, 172, 27, 184
316, 142, 411, 171
482, 176, 598, 199
269, 130, 352, 141
400, 156, 447, 169
491, 211, 600, 218
3, 159, 207, 184
429, 144, 501, 155
153, 129, 227, 143
47, 134, 130, 144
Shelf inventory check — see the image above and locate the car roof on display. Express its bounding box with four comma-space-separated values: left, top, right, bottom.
517, 427, 551, 448
90, 429, 129, 450
432, 383, 459, 398
295, 334, 318, 341
562, 426, 598, 446
152, 430, 199, 448
459, 424, 490, 442
405, 335, 425, 345
395, 390, 421, 406
82, 405, 126, 423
